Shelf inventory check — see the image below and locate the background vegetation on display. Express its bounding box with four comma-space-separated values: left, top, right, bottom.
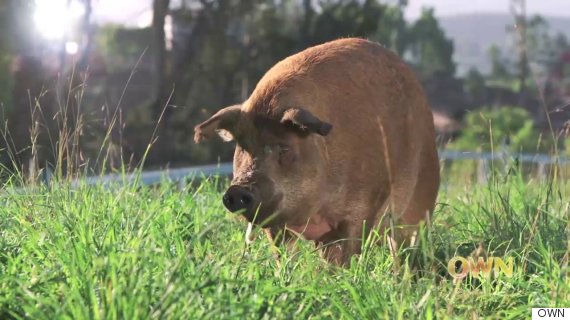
0, 1, 568, 318
0, 0, 568, 177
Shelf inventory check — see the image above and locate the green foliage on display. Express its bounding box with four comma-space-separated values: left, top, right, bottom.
0, 54, 12, 112
488, 44, 512, 81
407, 8, 455, 78
372, 3, 408, 54
510, 14, 570, 69
95, 25, 152, 69
308, 0, 384, 46
149, 0, 414, 166
0, 0, 459, 168
0, 0, 34, 114
0, 169, 568, 318
525, 15, 554, 64
464, 68, 486, 98
485, 45, 526, 93
564, 137, 570, 156
498, 13, 570, 89
450, 107, 555, 153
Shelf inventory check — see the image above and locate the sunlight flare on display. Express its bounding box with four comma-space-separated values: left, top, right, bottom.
34, 0, 85, 40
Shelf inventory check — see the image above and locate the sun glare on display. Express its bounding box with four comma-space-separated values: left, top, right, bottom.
34, 0, 85, 40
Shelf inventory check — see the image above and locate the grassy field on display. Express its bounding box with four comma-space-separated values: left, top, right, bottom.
0, 166, 568, 319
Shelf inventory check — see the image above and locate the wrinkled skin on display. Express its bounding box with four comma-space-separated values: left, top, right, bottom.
194, 38, 440, 265
229, 120, 324, 228
196, 109, 333, 232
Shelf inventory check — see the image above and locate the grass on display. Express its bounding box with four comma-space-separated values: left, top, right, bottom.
1, 66, 568, 317
0, 166, 568, 319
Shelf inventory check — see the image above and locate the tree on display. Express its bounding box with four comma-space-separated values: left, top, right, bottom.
541, 32, 570, 70
505, 10, 567, 98
77, 0, 94, 72
372, 1, 408, 55
407, 8, 455, 79
299, 0, 314, 48
464, 68, 487, 105
509, 0, 529, 100
307, 0, 385, 47
0, 0, 35, 109
0, 1, 59, 176
553, 33, 570, 54
152, 0, 171, 122
488, 44, 512, 80
111, 0, 463, 166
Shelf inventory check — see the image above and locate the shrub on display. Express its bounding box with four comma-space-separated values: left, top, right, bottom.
449, 107, 555, 153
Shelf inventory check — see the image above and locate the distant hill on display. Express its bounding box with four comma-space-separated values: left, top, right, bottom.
438, 13, 570, 76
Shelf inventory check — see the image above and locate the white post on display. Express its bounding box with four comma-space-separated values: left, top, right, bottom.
478, 159, 488, 184
537, 162, 546, 181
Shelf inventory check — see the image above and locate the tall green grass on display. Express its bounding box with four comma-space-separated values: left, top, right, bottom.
0, 166, 567, 319
1, 55, 568, 319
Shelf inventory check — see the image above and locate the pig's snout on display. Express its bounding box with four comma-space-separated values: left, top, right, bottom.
223, 185, 258, 214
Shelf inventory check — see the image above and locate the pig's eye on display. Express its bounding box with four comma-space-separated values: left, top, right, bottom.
275, 143, 294, 166
263, 144, 291, 159
263, 145, 273, 155
277, 143, 290, 156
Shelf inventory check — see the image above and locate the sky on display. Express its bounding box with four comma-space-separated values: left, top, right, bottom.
91, 0, 570, 27
405, 0, 570, 20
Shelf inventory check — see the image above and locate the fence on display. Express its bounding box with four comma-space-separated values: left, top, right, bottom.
72, 150, 570, 187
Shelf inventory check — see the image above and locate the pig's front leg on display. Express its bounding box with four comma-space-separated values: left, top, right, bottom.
318, 221, 364, 266
264, 227, 298, 261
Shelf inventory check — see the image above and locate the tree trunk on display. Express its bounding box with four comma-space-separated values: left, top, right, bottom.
510, 0, 528, 105
78, 0, 93, 72
300, 0, 314, 48
152, 0, 171, 123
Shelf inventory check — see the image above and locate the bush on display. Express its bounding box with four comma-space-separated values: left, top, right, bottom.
449, 107, 555, 153
564, 137, 570, 156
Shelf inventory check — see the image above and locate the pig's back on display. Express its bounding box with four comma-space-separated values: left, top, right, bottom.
253, 38, 439, 220
248, 38, 438, 215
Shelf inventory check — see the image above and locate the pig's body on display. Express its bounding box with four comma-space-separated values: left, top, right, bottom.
195, 38, 440, 264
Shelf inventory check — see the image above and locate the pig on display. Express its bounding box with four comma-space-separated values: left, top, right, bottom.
194, 38, 440, 265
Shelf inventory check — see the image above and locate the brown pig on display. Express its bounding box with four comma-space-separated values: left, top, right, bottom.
194, 38, 440, 265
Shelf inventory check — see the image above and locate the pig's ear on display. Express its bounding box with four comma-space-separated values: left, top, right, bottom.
280, 108, 332, 136
194, 105, 241, 143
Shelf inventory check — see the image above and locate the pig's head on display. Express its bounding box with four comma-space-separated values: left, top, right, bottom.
194, 104, 332, 226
